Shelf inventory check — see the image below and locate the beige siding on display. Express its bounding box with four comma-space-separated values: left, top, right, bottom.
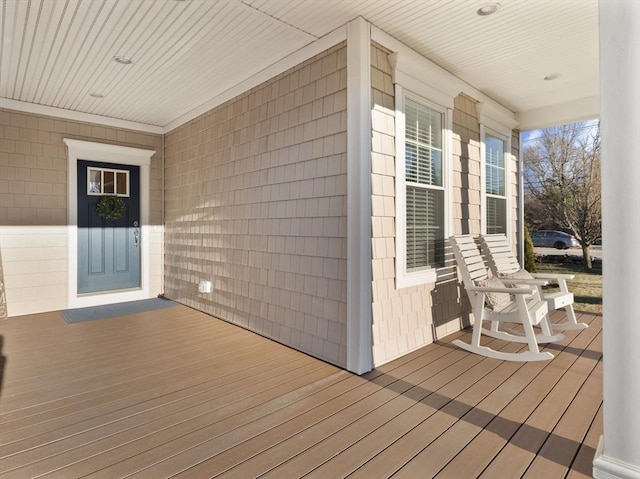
452, 94, 483, 235
436, 93, 483, 337
0, 109, 163, 316
163, 44, 348, 367
370, 45, 486, 366
370, 43, 433, 366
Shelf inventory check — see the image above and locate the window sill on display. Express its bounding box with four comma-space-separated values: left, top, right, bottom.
396, 268, 437, 289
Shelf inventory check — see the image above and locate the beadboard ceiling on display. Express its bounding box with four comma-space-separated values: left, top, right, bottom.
0, 0, 599, 132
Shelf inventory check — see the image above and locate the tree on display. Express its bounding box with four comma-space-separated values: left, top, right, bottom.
523, 122, 601, 269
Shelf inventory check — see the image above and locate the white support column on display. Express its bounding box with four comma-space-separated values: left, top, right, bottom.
594, 1, 640, 478
346, 17, 373, 374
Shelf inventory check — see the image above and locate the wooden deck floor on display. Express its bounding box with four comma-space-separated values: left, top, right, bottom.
0, 305, 602, 478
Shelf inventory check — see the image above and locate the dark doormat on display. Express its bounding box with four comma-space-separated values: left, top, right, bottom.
61, 298, 177, 324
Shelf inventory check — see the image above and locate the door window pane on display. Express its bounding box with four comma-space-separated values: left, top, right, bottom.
89, 169, 101, 193
103, 171, 115, 194
116, 172, 128, 195
87, 167, 130, 196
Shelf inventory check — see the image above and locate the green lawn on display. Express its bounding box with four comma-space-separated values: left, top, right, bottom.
535, 262, 602, 313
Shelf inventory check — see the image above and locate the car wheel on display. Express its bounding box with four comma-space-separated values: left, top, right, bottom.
554, 241, 566, 249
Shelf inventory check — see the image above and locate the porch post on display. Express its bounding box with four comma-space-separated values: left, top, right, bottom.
594, 1, 640, 478
345, 17, 373, 374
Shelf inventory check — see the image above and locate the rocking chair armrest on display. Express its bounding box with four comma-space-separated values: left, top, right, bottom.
467, 285, 535, 295
500, 278, 549, 287
531, 273, 575, 281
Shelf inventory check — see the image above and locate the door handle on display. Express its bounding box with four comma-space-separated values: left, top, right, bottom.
133, 221, 140, 248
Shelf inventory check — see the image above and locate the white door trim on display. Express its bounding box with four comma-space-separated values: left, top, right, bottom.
64, 139, 156, 309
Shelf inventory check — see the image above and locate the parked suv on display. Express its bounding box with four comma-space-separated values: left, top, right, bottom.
530, 230, 580, 249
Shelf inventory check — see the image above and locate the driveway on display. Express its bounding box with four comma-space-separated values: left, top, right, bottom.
534, 246, 602, 260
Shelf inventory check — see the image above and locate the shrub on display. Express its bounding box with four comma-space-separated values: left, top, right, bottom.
524, 225, 537, 273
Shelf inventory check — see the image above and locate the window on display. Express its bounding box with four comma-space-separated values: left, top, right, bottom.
396, 90, 449, 288
484, 132, 507, 235
87, 167, 130, 196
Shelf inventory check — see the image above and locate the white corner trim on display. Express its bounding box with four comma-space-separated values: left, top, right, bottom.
477, 101, 519, 136
517, 131, 525, 266
164, 25, 348, 133
64, 139, 156, 309
593, 436, 640, 479
1, 98, 164, 134
346, 16, 373, 375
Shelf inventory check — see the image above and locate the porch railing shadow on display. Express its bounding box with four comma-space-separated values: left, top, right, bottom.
366, 371, 597, 476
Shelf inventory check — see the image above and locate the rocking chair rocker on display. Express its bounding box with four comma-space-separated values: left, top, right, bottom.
449, 235, 560, 361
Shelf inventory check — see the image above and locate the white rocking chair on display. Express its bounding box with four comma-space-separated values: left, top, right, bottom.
449, 235, 557, 361
479, 234, 588, 331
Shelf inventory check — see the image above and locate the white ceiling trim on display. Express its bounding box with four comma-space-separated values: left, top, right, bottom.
235, 0, 318, 41
516, 95, 600, 130
163, 24, 347, 134
0, 98, 164, 135
371, 25, 518, 128
0, 24, 346, 136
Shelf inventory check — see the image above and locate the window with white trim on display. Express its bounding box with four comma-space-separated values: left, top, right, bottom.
396, 89, 449, 288
483, 131, 507, 235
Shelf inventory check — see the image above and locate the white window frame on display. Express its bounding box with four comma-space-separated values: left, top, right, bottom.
395, 85, 453, 288
481, 125, 511, 236
87, 167, 130, 196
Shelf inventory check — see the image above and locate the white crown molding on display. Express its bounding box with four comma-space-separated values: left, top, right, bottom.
388, 52, 457, 109
0, 98, 163, 135
516, 95, 600, 130
163, 25, 348, 133
374, 25, 517, 126
63, 138, 155, 164
477, 101, 519, 136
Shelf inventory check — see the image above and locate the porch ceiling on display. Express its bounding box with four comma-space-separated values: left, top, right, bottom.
0, 0, 599, 131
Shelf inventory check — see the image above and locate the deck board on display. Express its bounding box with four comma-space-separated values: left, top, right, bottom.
431, 312, 601, 479
0, 305, 603, 478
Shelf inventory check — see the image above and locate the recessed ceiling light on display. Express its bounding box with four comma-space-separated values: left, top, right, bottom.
544, 73, 562, 81
89, 93, 104, 98
114, 56, 133, 65
477, 3, 501, 16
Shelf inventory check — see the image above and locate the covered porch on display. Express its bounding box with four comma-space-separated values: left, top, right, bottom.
0, 305, 601, 478
1, 1, 638, 476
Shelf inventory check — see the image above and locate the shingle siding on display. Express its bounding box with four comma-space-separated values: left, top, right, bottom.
0, 109, 163, 316
369, 46, 498, 366
163, 43, 348, 367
